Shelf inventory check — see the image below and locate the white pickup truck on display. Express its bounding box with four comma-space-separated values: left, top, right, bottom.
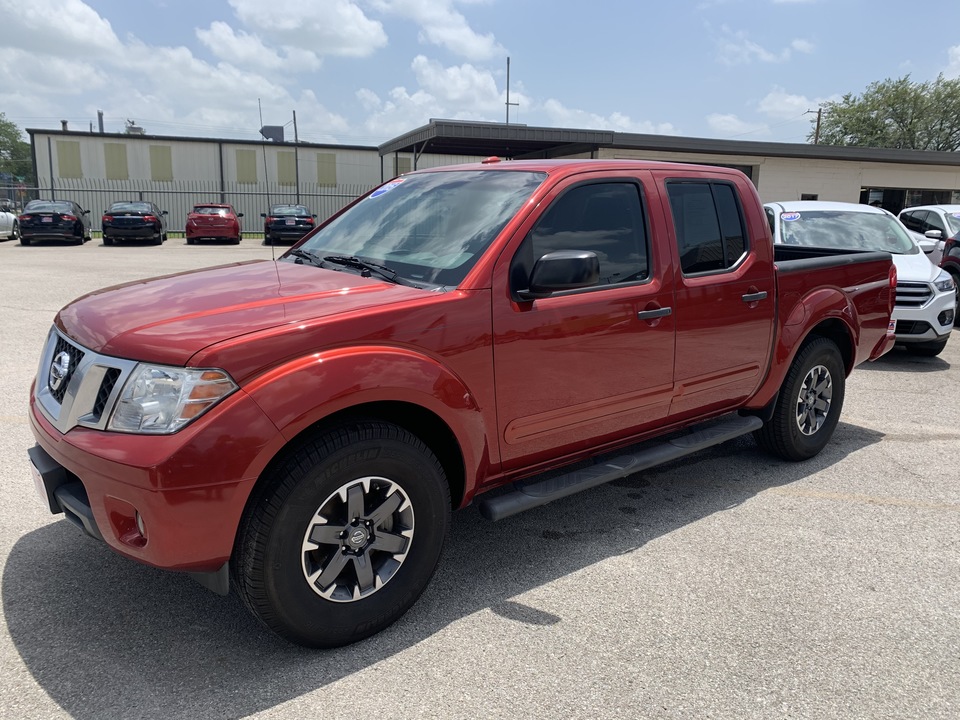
0, 203, 19, 242
766, 200, 956, 357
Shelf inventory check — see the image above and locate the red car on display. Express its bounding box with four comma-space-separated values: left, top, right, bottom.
185, 203, 243, 245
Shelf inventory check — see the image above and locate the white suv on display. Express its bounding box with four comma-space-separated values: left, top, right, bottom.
765, 201, 956, 357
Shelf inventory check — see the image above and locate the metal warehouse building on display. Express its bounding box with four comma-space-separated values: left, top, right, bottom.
26, 119, 960, 234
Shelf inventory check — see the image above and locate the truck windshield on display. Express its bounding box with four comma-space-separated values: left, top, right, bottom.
289, 170, 547, 287
779, 210, 918, 254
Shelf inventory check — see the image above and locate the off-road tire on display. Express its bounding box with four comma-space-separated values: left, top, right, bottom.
754, 336, 845, 461
233, 421, 451, 648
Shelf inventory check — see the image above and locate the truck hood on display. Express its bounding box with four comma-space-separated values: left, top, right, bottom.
890, 251, 942, 283
56, 260, 423, 365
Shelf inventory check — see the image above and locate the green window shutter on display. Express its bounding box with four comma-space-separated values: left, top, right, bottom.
149, 145, 173, 182
236, 149, 258, 184
56, 141, 83, 179
104, 143, 129, 180
278, 151, 296, 186
317, 153, 337, 187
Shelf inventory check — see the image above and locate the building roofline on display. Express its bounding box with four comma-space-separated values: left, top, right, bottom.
26, 128, 377, 153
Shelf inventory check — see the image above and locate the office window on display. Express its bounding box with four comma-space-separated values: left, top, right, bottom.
236, 149, 258, 184
56, 141, 82, 179
317, 153, 337, 187
149, 145, 173, 182
278, 151, 296, 186
104, 143, 129, 180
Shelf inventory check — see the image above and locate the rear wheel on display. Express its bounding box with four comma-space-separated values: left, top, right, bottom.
151, 233, 162, 245
19, 235, 29, 246
103, 235, 114, 246
754, 336, 845, 461
231, 236, 241, 245
234, 421, 451, 648
186, 237, 196, 245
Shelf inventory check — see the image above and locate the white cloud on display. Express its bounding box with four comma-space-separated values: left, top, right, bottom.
371, 0, 505, 61
227, 0, 388, 57
196, 21, 322, 72
756, 86, 842, 120
541, 100, 679, 135
706, 113, 769, 138
717, 27, 813, 65
411, 56, 502, 110
947, 45, 960, 78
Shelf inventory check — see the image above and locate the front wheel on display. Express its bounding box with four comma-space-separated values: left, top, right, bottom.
234, 421, 451, 648
754, 336, 846, 461
9, 221, 19, 242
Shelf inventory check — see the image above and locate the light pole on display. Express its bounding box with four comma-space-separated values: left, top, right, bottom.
805, 108, 822, 144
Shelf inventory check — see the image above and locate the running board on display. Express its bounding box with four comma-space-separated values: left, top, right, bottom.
478, 414, 763, 522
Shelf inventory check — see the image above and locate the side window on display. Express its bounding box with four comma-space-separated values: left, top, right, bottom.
925, 213, 946, 234
667, 181, 748, 275
519, 182, 649, 287
900, 211, 923, 232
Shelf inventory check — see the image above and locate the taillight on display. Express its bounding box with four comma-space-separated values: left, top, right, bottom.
265, 216, 276, 223
102, 215, 113, 224
305, 217, 314, 224
19, 214, 31, 221
61, 214, 77, 222
143, 215, 158, 223
888, 263, 898, 314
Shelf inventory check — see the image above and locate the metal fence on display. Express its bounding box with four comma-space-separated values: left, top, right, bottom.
8, 179, 376, 236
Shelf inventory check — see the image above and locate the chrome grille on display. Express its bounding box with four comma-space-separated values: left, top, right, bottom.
35, 328, 139, 434
895, 281, 933, 308
50, 335, 85, 403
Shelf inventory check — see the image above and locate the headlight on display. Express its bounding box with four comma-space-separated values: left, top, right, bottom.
107, 364, 237, 434
934, 269, 956, 293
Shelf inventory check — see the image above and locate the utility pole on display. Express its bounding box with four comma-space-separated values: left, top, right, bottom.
505, 57, 519, 124
805, 108, 823, 144
293, 110, 300, 204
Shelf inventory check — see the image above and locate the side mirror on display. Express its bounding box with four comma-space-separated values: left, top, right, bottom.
312, 214, 317, 218
161, 210, 169, 215
82, 209, 90, 215
260, 213, 267, 218
237, 213, 244, 218
517, 251, 600, 300
925, 229, 943, 239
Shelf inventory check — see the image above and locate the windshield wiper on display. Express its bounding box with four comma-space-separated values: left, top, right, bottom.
288, 248, 325, 267
323, 255, 405, 285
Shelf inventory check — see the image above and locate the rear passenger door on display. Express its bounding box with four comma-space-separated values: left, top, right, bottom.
491, 173, 676, 470
657, 173, 776, 420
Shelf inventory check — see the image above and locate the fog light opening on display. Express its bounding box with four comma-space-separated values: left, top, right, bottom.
939, 309, 955, 326
135, 511, 146, 539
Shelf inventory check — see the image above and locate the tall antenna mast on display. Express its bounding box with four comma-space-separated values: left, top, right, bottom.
258, 98, 274, 261
505, 57, 519, 124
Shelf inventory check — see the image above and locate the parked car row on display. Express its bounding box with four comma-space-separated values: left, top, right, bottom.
6, 199, 320, 247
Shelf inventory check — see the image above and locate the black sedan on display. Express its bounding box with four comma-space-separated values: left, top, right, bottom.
261, 204, 316, 245
19, 200, 91, 246
102, 201, 169, 245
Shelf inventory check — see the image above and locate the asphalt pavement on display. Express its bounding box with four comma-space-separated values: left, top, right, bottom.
0, 236, 957, 719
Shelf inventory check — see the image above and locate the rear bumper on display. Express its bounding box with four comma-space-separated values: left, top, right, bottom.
104, 226, 161, 239
21, 230, 80, 241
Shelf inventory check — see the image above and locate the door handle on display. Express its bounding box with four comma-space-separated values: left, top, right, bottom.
741, 291, 768, 303
637, 307, 672, 320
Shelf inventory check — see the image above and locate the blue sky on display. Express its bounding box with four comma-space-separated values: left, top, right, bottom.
3, 0, 960, 147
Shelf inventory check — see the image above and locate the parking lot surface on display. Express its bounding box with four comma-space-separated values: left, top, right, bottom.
1, 238, 958, 719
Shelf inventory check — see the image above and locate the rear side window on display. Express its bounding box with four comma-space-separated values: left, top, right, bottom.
667, 181, 748, 274
517, 182, 649, 287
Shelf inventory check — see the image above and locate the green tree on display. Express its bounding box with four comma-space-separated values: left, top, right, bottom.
812, 74, 960, 151
0, 113, 34, 185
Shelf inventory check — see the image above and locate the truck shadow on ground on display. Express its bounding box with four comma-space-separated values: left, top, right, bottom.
859, 346, 952, 373
3, 422, 883, 720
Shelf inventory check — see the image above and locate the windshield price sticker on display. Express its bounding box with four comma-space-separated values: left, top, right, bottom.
781, 212, 801, 222
370, 179, 405, 199
952, 212, 960, 219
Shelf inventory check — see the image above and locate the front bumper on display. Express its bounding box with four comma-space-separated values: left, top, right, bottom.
893, 287, 956, 344
28, 384, 283, 574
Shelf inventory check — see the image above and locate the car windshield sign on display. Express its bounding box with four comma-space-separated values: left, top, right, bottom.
779, 210, 918, 255
288, 170, 546, 287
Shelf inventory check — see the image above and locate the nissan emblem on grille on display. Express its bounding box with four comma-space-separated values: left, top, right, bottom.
48, 351, 71, 392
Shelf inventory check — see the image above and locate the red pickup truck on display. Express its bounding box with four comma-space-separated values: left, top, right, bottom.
27, 159, 896, 647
